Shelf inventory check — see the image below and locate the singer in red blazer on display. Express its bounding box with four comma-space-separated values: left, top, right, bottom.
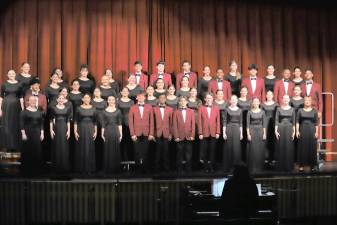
150, 73, 172, 88
207, 79, 232, 101
128, 103, 154, 137
134, 72, 148, 91
300, 81, 323, 112
241, 77, 266, 101
198, 105, 221, 138
172, 108, 195, 141
176, 72, 198, 89
153, 105, 173, 139
273, 79, 295, 104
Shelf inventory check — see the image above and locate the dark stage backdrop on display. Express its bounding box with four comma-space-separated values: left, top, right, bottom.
0, 0, 336, 157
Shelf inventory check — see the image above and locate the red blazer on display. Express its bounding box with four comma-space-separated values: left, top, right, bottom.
24, 90, 47, 113
150, 73, 172, 87
300, 81, 323, 112
175, 72, 198, 89
153, 106, 173, 138
198, 105, 221, 138
274, 79, 295, 104
207, 79, 232, 101
129, 103, 154, 137
134, 73, 148, 91
241, 77, 265, 101
172, 108, 195, 140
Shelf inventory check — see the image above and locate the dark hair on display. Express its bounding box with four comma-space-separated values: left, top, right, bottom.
157, 60, 165, 66
137, 91, 146, 97
134, 60, 142, 66
21, 61, 30, 67
71, 79, 80, 85
58, 87, 68, 93
80, 64, 89, 71
232, 163, 250, 181
82, 93, 92, 98
248, 64, 258, 71
305, 68, 313, 73
294, 66, 301, 71
241, 85, 248, 91
182, 60, 190, 66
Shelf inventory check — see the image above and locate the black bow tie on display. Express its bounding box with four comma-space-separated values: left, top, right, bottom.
135, 73, 141, 76
284, 79, 289, 82
184, 73, 190, 76
306, 81, 313, 85
250, 77, 256, 80
217, 79, 223, 82
159, 105, 165, 108
158, 74, 163, 77
32, 93, 39, 96
138, 104, 144, 107
206, 105, 212, 108
180, 107, 186, 110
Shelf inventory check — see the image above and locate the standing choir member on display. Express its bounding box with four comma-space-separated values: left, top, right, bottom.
292, 67, 304, 86
45, 73, 61, 105
176, 76, 191, 98
16, 62, 35, 94
49, 68, 68, 88
117, 87, 134, 162
101, 96, 123, 173
247, 98, 266, 173
296, 96, 319, 172
145, 85, 158, 106
225, 60, 242, 96
20, 96, 44, 175
153, 95, 173, 172
264, 65, 277, 92
198, 93, 220, 172
300, 69, 323, 118
173, 97, 195, 172
208, 68, 232, 101
275, 95, 296, 172
241, 64, 265, 101
24, 78, 47, 114
291, 85, 304, 112
262, 90, 278, 165
150, 61, 172, 87
100, 75, 117, 100
0, 70, 24, 151
49, 94, 71, 172
129, 92, 154, 172
68, 80, 83, 118
125, 74, 144, 101
76, 64, 95, 94
223, 95, 243, 171
274, 69, 294, 105
166, 85, 179, 110
104, 69, 120, 94
198, 66, 213, 99
176, 60, 197, 89
238, 86, 251, 162
154, 79, 167, 98
74, 93, 97, 174
132, 61, 148, 91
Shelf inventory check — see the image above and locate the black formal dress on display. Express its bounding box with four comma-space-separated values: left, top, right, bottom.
74, 106, 97, 173
1, 81, 23, 150
100, 86, 117, 100
47, 79, 69, 89
291, 98, 304, 162
297, 109, 318, 167
16, 74, 34, 95
110, 81, 120, 96
102, 109, 122, 173
197, 78, 212, 99
146, 98, 158, 107
68, 92, 83, 119
293, 79, 305, 86
50, 105, 72, 172
264, 77, 277, 92
262, 102, 278, 162
154, 90, 167, 98
44, 85, 61, 104
214, 100, 228, 167
225, 74, 241, 96
223, 107, 242, 171
238, 99, 251, 162
127, 85, 144, 101
20, 109, 44, 175
166, 97, 179, 110
275, 107, 296, 172
247, 110, 266, 173
77, 78, 95, 94
176, 89, 190, 98
117, 99, 134, 160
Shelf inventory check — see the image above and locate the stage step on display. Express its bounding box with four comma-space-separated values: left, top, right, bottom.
318, 138, 335, 143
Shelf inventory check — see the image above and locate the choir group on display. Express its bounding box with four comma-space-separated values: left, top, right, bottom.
0, 60, 322, 175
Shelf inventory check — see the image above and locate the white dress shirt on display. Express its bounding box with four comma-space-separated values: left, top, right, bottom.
217, 79, 223, 90
139, 105, 144, 118
135, 73, 141, 84
206, 106, 211, 118
306, 80, 313, 96
158, 73, 164, 79
182, 109, 186, 123
250, 77, 257, 93
283, 79, 289, 94
160, 106, 165, 120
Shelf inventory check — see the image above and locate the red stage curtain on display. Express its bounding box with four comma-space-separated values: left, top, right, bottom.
0, 0, 336, 157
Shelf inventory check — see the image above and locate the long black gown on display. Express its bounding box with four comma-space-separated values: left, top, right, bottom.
262, 102, 278, 162
290, 98, 304, 162
264, 77, 277, 92
100, 86, 117, 100
297, 109, 318, 167
166, 97, 179, 110
1, 81, 23, 150
223, 107, 242, 171
77, 78, 95, 94
214, 100, 228, 167
20, 109, 44, 175
275, 107, 296, 172
247, 110, 266, 173
117, 99, 134, 161
225, 74, 241, 96
102, 109, 122, 173
197, 78, 212, 99
127, 85, 143, 101
16, 74, 34, 95
238, 99, 251, 162
74, 106, 97, 173
50, 105, 72, 172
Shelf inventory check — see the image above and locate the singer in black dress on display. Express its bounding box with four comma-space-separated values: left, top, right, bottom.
246, 98, 266, 173
198, 66, 213, 99
49, 95, 71, 172
74, 94, 97, 173
296, 97, 319, 171
17, 62, 34, 94
20, 96, 44, 175
166, 86, 179, 110
225, 60, 242, 96
100, 75, 117, 100
101, 96, 123, 173
223, 96, 243, 171
238, 86, 251, 162
275, 95, 296, 172
76, 64, 95, 94
117, 87, 135, 161
1, 70, 24, 151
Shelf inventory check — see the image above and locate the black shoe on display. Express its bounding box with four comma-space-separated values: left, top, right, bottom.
299, 167, 304, 172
